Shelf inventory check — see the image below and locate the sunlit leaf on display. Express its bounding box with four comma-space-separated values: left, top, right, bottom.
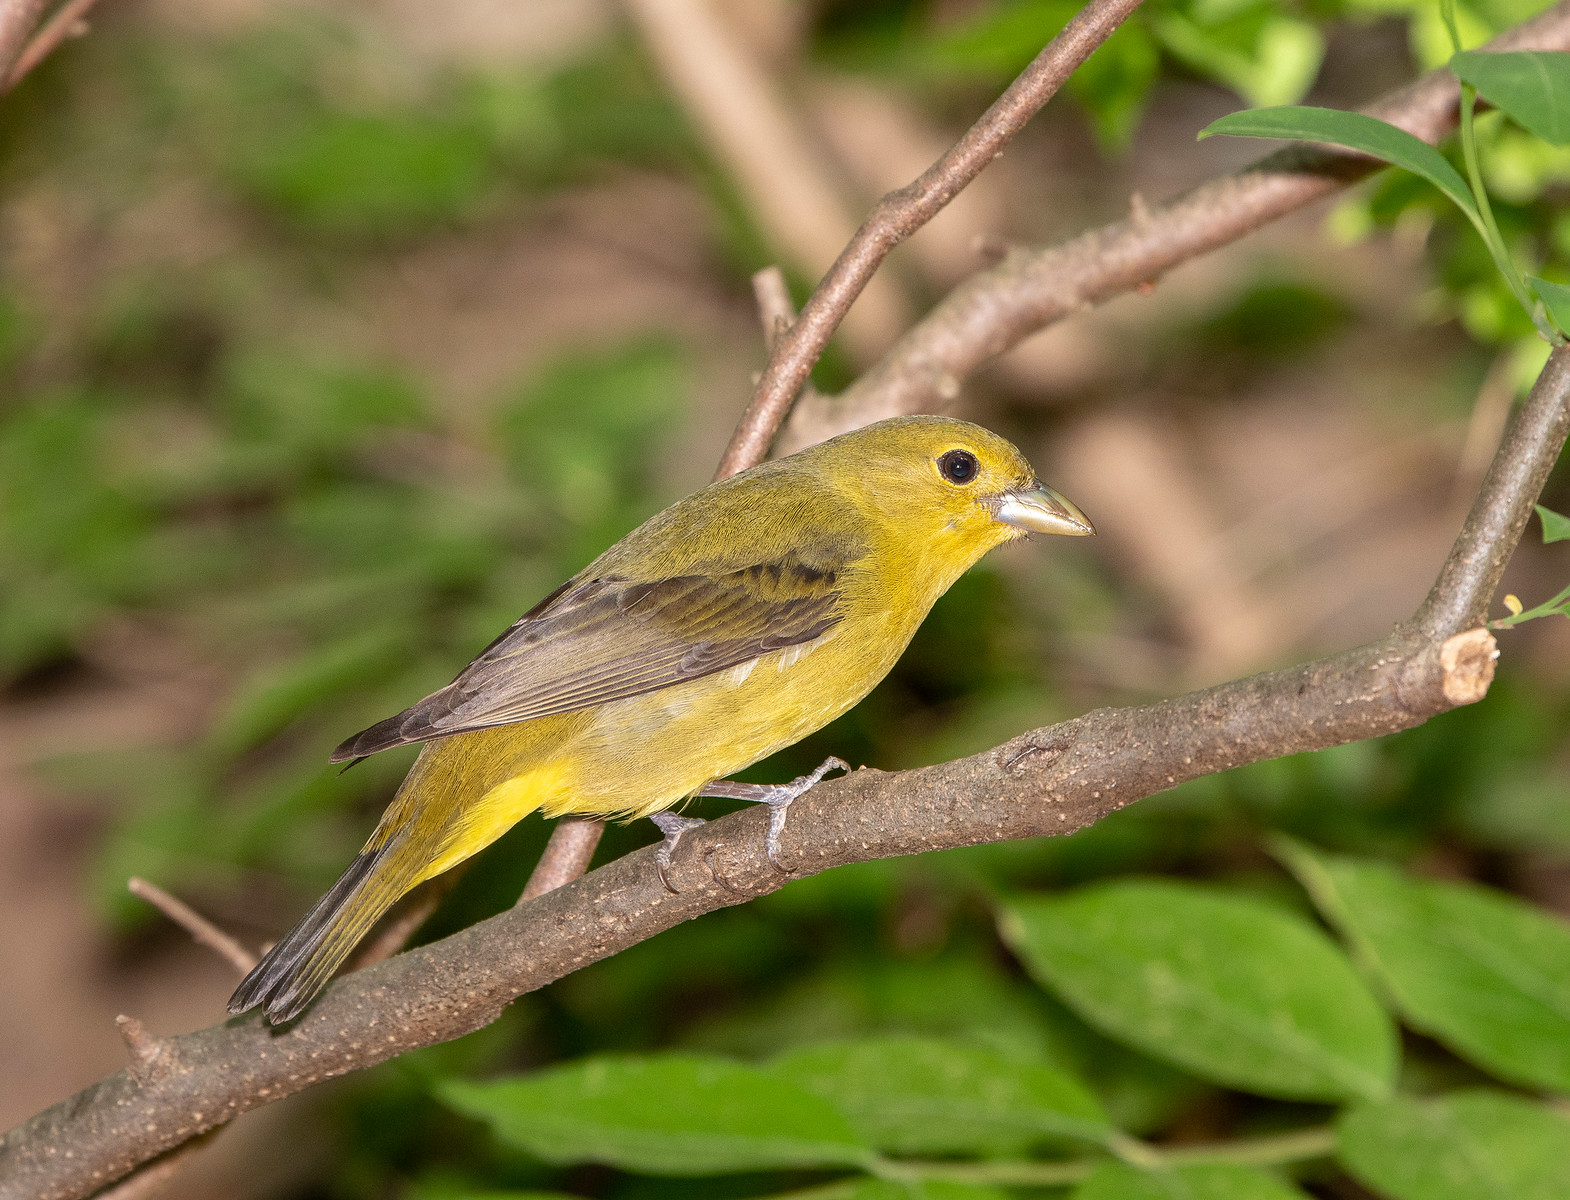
1529, 276, 1570, 337
1155, 15, 1323, 109
1537, 503, 1570, 543
1200, 106, 1478, 219
769, 1035, 1111, 1156
1279, 840, 1570, 1094
1452, 51, 1570, 144
1001, 881, 1397, 1101
439, 1055, 873, 1174
1338, 1091, 1570, 1200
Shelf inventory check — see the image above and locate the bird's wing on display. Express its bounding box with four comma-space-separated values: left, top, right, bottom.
329, 559, 845, 761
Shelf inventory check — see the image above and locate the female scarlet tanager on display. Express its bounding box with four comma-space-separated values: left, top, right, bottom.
229, 415, 1093, 1022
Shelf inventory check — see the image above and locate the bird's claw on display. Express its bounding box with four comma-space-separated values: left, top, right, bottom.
748, 756, 851, 873
687, 756, 850, 875
649, 811, 708, 893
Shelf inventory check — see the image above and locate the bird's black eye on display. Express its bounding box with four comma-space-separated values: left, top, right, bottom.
937, 449, 979, 484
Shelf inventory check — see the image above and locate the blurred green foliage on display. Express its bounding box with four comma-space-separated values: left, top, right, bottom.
3, 2, 1570, 1199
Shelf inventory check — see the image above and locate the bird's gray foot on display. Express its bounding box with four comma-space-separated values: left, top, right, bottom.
649, 811, 707, 892
698, 756, 849, 871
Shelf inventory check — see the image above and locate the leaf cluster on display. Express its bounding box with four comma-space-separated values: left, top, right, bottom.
427, 847, 1570, 1200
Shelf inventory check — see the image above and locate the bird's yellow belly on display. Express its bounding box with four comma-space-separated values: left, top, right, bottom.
551, 622, 891, 818
406, 617, 907, 880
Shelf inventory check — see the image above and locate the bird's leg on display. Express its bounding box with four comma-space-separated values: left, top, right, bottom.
649, 811, 707, 892
697, 756, 849, 872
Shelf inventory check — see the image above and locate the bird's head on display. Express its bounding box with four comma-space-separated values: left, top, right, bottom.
810, 415, 1093, 561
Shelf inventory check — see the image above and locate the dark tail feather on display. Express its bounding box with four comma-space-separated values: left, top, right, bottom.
229, 845, 409, 1024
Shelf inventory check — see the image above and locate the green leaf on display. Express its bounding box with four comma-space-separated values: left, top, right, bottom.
1278, 841, 1570, 1094
848, 1181, 1012, 1200
410, 1187, 583, 1200
768, 1035, 1112, 1157
1538, 503, 1570, 543
438, 1055, 873, 1175
1073, 1162, 1311, 1200
1338, 1091, 1570, 1200
1452, 51, 1570, 145
1001, 881, 1398, 1102
1200, 106, 1479, 220
1154, 15, 1323, 110
1530, 277, 1570, 338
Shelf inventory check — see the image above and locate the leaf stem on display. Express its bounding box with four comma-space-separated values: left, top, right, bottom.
1488, 579, 1570, 627
867, 1124, 1338, 1187
753, 1182, 869, 1200
1457, 84, 1555, 341
1161, 1126, 1338, 1167
1441, 0, 1561, 342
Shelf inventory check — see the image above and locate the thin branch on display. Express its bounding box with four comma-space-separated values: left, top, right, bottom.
2, 0, 99, 90
0, 0, 49, 81
882, 1125, 1336, 1186
127, 877, 257, 975
752, 265, 797, 355
8, 344, 1565, 1200
778, 0, 1570, 452
748, 264, 828, 428
510, 276, 806, 916
92, 1133, 217, 1200
518, 818, 605, 903
713, 0, 1149, 479
1419, 345, 1570, 637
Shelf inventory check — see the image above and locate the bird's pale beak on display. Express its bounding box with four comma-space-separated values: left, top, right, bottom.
994, 483, 1095, 537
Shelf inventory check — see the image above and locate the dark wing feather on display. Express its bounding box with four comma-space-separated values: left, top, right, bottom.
329, 560, 844, 762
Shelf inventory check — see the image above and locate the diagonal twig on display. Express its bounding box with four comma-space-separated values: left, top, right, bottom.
0, 0, 49, 81
778, 0, 1570, 451
713, 0, 1149, 479
127, 877, 257, 975
752, 265, 798, 356
517, 819, 605, 904
2, 0, 101, 91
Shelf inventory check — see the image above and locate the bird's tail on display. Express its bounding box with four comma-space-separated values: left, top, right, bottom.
228, 838, 418, 1024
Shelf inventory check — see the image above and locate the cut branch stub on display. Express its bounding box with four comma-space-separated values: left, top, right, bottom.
1440, 628, 1498, 705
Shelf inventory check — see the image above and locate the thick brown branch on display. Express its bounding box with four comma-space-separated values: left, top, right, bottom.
779, 0, 1570, 450
0, 636, 1495, 1200
7, 344, 1566, 1200
713, 0, 1148, 478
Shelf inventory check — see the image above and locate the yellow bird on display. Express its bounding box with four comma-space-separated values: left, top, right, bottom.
229, 416, 1092, 1022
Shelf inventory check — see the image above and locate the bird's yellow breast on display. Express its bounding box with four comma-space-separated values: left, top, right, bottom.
398, 544, 955, 882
